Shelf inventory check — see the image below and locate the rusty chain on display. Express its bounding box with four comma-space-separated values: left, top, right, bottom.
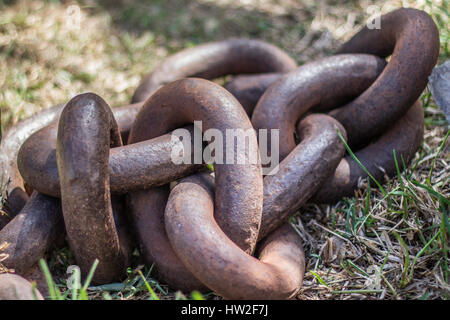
0, 8, 440, 300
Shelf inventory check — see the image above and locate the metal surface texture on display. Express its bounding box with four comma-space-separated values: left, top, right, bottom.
17, 123, 200, 197
252, 54, 387, 159
128, 114, 345, 293
0, 104, 65, 217
127, 186, 208, 292
56, 93, 129, 283
0, 102, 143, 277
0, 12, 436, 298
165, 173, 305, 299
260, 114, 347, 239
127, 78, 264, 292
332, 7, 439, 147
132, 38, 297, 103
0, 273, 44, 300
224, 72, 283, 115
0, 191, 63, 274
251, 54, 424, 204
0, 102, 142, 217
312, 100, 424, 203
129, 78, 263, 255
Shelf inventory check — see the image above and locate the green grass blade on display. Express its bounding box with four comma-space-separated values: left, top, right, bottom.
71, 267, 80, 300
332, 289, 383, 294
191, 290, 205, 300
392, 231, 410, 288
393, 149, 404, 187
411, 180, 450, 206
346, 259, 369, 277
428, 129, 449, 186
39, 258, 63, 300
138, 270, 159, 300
337, 130, 386, 196
310, 271, 329, 287
77, 258, 99, 300
82, 259, 99, 291
408, 230, 441, 281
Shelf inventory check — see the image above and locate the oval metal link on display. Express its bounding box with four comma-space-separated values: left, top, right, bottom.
0, 8, 438, 298
56, 93, 130, 283
132, 38, 297, 103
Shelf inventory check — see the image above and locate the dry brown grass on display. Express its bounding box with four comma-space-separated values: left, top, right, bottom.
0, 0, 448, 300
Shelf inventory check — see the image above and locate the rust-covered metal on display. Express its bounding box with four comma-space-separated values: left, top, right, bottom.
0, 18, 435, 297
127, 186, 207, 292
260, 114, 346, 239
252, 54, 387, 159
0, 102, 144, 277
148, 115, 344, 294
251, 54, 425, 205
129, 78, 263, 254
127, 78, 264, 292
18, 123, 200, 197
165, 173, 305, 300
0, 104, 64, 217
129, 115, 344, 293
224, 73, 283, 115
56, 93, 130, 283
0, 273, 44, 300
0, 107, 65, 274
0, 102, 142, 218
312, 100, 424, 203
0, 191, 63, 274
0, 95, 198, 283
132, 39, 297, 103
333, 8, 439, 147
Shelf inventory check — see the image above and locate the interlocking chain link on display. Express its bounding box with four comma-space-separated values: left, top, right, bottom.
0, 8, 439, 300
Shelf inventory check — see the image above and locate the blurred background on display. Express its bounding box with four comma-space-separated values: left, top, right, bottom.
0, 0, 447, 130
0, 0, 448, 300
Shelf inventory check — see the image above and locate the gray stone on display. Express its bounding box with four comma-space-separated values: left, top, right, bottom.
0, 273, 44, 300
429, 60, 450, 124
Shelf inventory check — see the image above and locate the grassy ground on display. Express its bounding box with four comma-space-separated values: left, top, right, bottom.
0, 0, 448, 300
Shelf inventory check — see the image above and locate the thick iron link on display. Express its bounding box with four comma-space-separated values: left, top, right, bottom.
165, 172, 305, 300
332, 8, 439, 147
132, 38, 297, 103
128, 113, 345, 292
0, 8, 438, 299
129, 78, 263, 255
56, 93, 131, 283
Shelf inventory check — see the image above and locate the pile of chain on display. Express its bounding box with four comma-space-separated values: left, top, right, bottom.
0, 8, 440, 300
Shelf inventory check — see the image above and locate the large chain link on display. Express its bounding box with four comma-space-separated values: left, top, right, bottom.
0, 8, 439, 300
